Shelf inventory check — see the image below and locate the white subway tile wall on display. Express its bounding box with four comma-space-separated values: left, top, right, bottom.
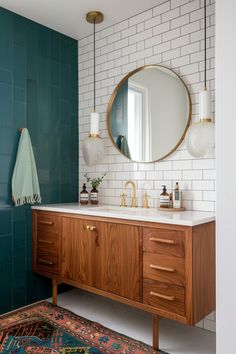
79, 0, 215, 332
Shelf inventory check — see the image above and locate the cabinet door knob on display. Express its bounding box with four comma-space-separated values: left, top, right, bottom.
85, 225, 96, 231
150, 291, 175, 301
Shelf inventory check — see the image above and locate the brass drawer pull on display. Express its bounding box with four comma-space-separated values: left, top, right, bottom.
39, 239, 54, 245
150, 264, 175, 273
39, 220, 54, 226
38, 258, 54, 266
150, 291, 175, 301
84, 225, 97, 231
149, 237, 175, 245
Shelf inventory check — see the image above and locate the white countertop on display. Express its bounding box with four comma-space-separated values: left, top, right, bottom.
32, 203, 215, 227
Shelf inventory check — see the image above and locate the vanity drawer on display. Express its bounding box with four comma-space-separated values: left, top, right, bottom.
37, 212, 59, 233
143, 279, 185, 316
37, 231, 59, 255
36, 252, 59, 274
143, 227, 185, 258
143, 252, 185, 286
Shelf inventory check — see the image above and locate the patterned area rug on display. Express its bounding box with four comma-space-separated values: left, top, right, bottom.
0, 301, 168, 353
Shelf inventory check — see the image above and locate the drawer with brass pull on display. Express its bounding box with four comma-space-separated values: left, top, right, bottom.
143, 227, 186, 258
143, 252, 185, 286
143, 279, 185, 316
36, 253, 59, 274
37, 212, 59, 233
37, 231, 59, 255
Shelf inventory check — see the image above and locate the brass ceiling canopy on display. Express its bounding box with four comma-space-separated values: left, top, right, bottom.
86, 11, 104, 24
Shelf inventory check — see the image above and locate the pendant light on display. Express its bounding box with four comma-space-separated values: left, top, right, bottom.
186, 0, 215, 157
82, 11, 105, 166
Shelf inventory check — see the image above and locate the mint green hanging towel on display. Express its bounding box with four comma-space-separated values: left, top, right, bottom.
12, 128, 41, 206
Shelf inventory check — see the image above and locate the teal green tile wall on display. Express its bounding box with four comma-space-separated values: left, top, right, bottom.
0, 7, 78, 314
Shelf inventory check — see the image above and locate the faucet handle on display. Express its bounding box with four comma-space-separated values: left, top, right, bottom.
142, 191, 150, 208
120, 193, 127, 208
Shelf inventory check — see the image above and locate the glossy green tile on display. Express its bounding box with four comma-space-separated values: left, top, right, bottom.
26, 273, 38, 304
0, 154, 12, 183
0, 83, 13, 127
13, 220, 25, 250
13, 272, 26, 289
13, 285, 26, 309
13, 43, 26, 88
13, 204, 28, 222
0, 10, 13, 72
13, 101, 26, 129
0, 208, 12, 235
0, 127, 13, 154
14, 86, 26, 102
0, 235, 12, 264
0, 69, 12, 84
0, 183, 11, 205
13, 15, 27, 46
0, 7, 78, 313
37, 276, 51, 299
13, 259, 26, 276
0, 263, 12, 314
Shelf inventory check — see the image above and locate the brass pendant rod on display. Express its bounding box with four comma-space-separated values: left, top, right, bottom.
204, 0, 207, 89
93, 18, 96, 111
86, 11, 104, 111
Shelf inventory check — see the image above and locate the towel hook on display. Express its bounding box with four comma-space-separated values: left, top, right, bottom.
18, 128, 24, 133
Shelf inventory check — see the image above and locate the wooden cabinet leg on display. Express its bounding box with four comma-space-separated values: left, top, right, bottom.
52, 279, 58, 305
153, 314, 159, 351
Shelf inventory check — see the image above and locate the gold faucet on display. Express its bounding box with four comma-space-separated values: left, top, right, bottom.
125, 180, 137, 208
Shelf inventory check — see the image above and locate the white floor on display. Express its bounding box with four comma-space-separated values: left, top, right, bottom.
50, 289, 216, 354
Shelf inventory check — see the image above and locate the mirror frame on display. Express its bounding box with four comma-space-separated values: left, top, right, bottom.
106, 64, 192, 163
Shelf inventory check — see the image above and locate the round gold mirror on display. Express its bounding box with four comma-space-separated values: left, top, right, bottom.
107, 65, 191, 163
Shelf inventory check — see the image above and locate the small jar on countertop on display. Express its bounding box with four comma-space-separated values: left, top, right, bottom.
90, 188, 99, 204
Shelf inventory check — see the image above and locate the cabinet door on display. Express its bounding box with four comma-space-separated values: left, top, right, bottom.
100, 223, 142, 302
61, 217, 104, 286
61, 217, 142, 302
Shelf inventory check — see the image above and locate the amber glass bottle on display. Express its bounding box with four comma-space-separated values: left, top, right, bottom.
159, 185, 170, 208
80, 183, 89, 205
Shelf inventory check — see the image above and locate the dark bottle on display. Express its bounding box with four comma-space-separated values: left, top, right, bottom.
159, 185, 170, 208
80, 183, 89, 205
90, 187, 98, 205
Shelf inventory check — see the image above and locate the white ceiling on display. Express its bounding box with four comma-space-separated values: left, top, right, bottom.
0, 0, 162, 39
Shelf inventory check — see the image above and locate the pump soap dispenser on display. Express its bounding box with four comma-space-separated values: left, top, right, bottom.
159, 185, 170, 208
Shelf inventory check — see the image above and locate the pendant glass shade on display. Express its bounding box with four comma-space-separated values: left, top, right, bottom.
82, 133, 105, 166
82, 111, 105, 166
186, 89, 215, 157
186, 120, 215, 157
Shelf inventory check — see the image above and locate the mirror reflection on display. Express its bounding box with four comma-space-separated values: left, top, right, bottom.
107, 65, 191, 163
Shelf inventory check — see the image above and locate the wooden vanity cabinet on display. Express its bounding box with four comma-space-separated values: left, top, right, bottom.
32, 210, 215, 351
